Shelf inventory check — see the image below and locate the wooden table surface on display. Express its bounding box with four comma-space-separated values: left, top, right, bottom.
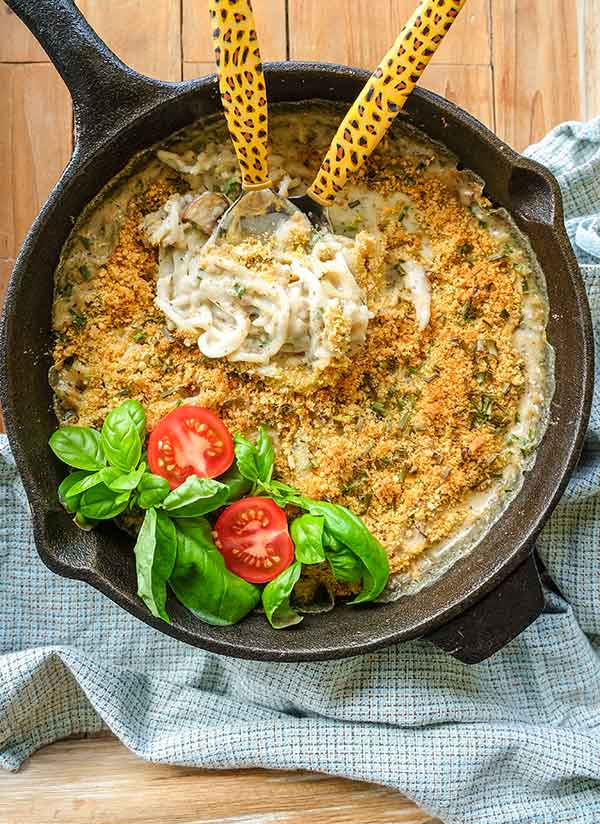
1, 1, 598, 822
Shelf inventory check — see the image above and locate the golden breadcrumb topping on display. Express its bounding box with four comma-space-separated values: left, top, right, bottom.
51, 110, 544, 579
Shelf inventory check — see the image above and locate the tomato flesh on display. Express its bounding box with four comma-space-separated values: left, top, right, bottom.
148, 406, 234, 489
213, 497, 294, 583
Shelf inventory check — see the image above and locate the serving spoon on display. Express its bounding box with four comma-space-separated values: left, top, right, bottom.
209, 0, 467, 239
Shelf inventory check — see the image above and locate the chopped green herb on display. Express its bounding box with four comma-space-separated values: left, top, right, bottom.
522, 277, 529, 292
118, 387, 131, 397
342, 471, 368, 495
77, 235, 92, 250
462, 300, 480, 323
370, 401, 387, 418
79, 264, 92, 281
404, 174, 415, 186
233, 282, 247, 299
133, 330, 146, 342
469, 394, 509, 430
222, 176, 241, 197
396, 394, 417, 431
397, 205, 409, 222
69, 307, 87, 329
500, 308, 510, 321
385, 356, 398, 372
458, 242, 474, 257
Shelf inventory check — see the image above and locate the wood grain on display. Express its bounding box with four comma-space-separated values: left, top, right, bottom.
0, 259, 14, 308
491, 0, 581, 151
184, 62, 217, 81
76, 0, 182, 81
0, 4, 48, 62
423, 65, 495, 130
288, 0, 491, 67
183, 0, 287, 63
582, 0, 600, 119
0, 64, 72, 259
0, 735, 442, 824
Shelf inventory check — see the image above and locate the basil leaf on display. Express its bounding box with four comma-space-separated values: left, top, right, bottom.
234, 426, 274, 484
78, 483, 131, 520
106, 462, 146, 492
119, 399, 146, 438
64, 471, 103, 497
326, 544, 365, 583
101, 403, 142, 472
262, 561, 303, 629
137, 473, 170, 509
255, 427, 275, 482
290, 514, 326, 564
134, 508, 177, 623
169, 518, 260, 626
73, 511, 97, 531
218, 465, 252, 503
294, 499, 389, 604
49, 426, 105, 471
58, 470, 90, 513
234, 434, 261, 482
161, 475, 229, 518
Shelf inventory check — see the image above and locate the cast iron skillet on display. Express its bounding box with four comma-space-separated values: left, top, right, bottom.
1, 0, 594, 664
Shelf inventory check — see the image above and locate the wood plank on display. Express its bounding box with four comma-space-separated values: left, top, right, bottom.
183, 0, 287, 63
0, 4, 48, 62
0, 736, 442, 824
183, 62, 216, 81
424, 65, 494, 130
76, 0, 182, 81
288, 0, 491, 67
491, 0, 581, 151
582, 0, 600, 118
0, 259, 14, 310
0, 64, 72, 260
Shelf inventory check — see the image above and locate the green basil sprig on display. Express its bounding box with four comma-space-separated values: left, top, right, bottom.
134, 508, 177, 623
294, 500, 389, 604
169, 518, 260, 625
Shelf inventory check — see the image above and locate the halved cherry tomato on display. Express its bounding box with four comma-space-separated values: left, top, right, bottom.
148, 406, 234, 490
213, 497, 294, 583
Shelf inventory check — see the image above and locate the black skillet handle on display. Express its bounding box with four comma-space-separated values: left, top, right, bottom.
426, 552, 545, 664
6, 0, 177, 158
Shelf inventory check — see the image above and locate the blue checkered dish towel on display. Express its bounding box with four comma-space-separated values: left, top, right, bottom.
2, 120, 600, 824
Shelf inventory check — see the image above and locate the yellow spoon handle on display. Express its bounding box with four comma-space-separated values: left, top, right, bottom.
307, 0, 467, 206
208, 0, 272, 192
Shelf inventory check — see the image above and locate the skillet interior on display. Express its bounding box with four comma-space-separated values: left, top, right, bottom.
0, 64, 593, 661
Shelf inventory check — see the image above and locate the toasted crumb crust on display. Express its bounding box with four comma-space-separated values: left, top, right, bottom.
51, 111, 538, 579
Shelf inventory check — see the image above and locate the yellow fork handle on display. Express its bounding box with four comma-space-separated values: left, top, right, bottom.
209, 0, 272, 192
307, 0, 467, 206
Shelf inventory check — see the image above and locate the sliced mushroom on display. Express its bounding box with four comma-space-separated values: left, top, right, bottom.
181, 192, 229, 235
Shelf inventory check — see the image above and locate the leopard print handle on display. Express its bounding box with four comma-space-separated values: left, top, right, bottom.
307, 0, 467, 206
209, 0, 272, 191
